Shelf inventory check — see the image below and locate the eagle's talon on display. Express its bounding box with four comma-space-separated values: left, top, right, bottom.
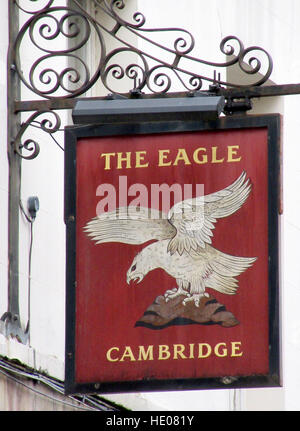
183, 294, 204, 307
164, 286, 189, 302
164, 288, 177, 297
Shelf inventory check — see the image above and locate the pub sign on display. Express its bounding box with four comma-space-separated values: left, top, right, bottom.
64, 111, 281, 395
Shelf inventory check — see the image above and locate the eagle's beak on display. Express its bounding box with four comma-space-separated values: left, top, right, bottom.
127, 274, 143, 285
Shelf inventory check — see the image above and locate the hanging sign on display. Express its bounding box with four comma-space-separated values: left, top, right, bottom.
64, 113, 281, 395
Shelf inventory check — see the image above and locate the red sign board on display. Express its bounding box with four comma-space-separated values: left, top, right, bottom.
64, 114, 281, 394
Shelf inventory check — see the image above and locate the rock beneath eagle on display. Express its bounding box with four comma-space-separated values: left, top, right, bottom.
135, 294, 239, 329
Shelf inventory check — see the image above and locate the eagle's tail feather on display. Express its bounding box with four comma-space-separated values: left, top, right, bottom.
205, 247, 257, 295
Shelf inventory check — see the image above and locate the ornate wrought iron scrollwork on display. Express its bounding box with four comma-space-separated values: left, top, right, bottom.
8, 0, 275, 164
13, 0, 273, 103
13, 110, 62, 160
14, 4, 105, 99
96, 0, 273, 94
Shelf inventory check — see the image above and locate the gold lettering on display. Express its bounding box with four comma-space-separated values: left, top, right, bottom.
198, 343, 212, 358
102, 145, 242, 170
193, 148, 208, 164
173, 344, 188, 359
231, 341, 243, 357
106, 341, 243, 362
158, 345, 171, 360
214, 342, 227, 357
117, 152, 131, 169
101, 152, 115, 170
106, 347, 119, 362
136, 150, 149, 168
189, 343, 195, 359
211, 146, 224, 163
138, 345, 154, 361
158, 149, 172, 167
120, 346, 136, 362
227, 145, 242, 162
173, 149, 191, 166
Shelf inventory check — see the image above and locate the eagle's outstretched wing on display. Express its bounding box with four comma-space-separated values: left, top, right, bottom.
84, 206, 176, 245
167, 171, 252, 255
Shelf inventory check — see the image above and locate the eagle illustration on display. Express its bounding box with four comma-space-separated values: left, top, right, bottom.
84, 171, 257, 307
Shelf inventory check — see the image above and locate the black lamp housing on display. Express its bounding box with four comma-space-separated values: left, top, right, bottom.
72, 94, 225, 125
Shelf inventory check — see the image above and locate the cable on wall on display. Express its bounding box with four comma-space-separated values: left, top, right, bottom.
0, 357, 122, 411
19, 197, 39, 345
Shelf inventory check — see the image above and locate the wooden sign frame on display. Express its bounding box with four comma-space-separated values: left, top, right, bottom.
64, 113, 281, 395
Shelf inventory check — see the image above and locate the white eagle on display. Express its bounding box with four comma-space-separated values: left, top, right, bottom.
84, 171, 257, 307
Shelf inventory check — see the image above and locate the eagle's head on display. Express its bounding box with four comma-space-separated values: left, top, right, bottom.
126, 247, 155, 285
126, 257, 145, 285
